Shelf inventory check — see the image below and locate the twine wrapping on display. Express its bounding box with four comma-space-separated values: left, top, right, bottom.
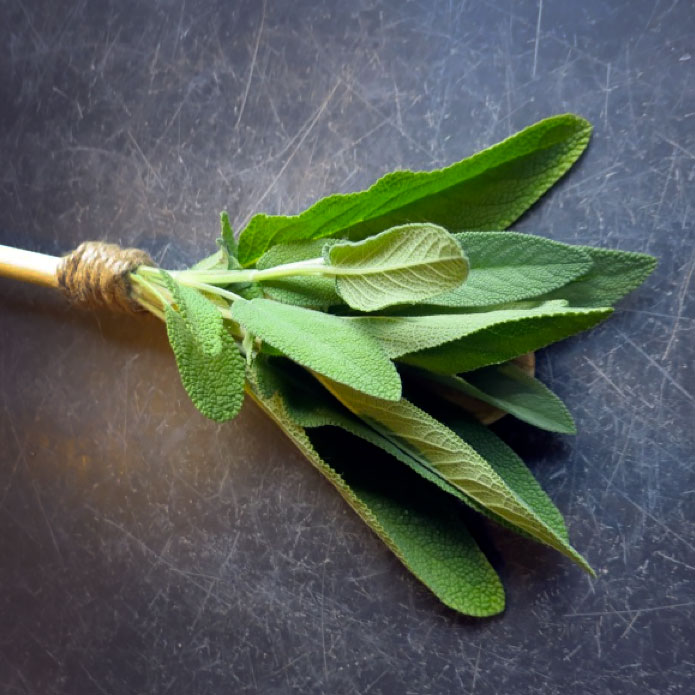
56, 241, 154, 313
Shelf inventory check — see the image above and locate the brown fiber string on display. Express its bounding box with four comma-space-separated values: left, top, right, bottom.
56, 241, 154, 313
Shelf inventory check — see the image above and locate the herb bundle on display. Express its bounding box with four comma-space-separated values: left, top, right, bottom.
1, 115, 655, 617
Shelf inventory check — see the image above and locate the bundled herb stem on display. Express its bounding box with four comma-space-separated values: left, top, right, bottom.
0, 115, 656, 617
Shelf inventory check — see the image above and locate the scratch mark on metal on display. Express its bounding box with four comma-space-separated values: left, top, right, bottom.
239, 79, 341, 228
532, 0, 543, 78
235, 0, 266, 129
663, 250, 695, 359
617, 329, 693, 401
567, 601, 695, 617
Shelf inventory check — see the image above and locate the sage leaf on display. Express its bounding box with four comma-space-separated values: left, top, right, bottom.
326, 224, 469, 311
255, 355, 584, 573
231, 298, 401, 400
429, 232, 593, 307
414, 397, 570, 543
191, 211, 239, 271
352, 301, 611, 365
541, 246, 657, 307
219, 210, 237, 259
309, 427, 505, 616
395, 304, 612, 373
161, 272, 225, 355
413, 362, 576, 434
161, 276, 245, 422
254, 357, 473, 501
251, 383, 504, 616
237, 114, 592, 266
317, 376, 592, 572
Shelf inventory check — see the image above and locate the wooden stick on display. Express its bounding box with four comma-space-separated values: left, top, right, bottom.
0, 244, 60, 288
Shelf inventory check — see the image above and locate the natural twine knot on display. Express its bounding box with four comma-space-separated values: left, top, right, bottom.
56, 241, 154, 313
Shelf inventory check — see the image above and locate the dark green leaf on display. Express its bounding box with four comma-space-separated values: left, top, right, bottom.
541, 246, 657, 307
237, 115, 592, 265
429, 232, 592, 307
413, 362, 576, 434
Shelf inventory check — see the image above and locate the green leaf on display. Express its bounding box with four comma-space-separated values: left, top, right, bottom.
256, 239, 343, 307
413, 362, 576, 434
161, 275, 245, 422
254, 357, 471, 497
230, 298, 401, 400
541, 246, 657, 307
250, 372, 505, 616
161, 272, 225, 355
309, 427, 505, 616
255, 358, 475, 501
351, 301, 611, 370
326, 224, 469, 311
415, 399, 570, 543
317, 376, 591, 572
190, 212, 239, 271
258, 358, 584, 570
190, 247, 229, 272
237, 114, 592, 266
394, 304, 612, 373
220, 210, 237, 259
429, 232, 593, 307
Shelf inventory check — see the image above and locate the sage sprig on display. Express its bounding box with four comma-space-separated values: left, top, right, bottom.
13, 114, 653, 617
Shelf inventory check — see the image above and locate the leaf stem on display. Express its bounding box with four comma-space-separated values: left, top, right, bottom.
165, 257, 328, 285
138, 265, 245, 301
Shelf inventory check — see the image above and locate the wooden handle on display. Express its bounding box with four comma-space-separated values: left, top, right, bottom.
0, 244, 60, 288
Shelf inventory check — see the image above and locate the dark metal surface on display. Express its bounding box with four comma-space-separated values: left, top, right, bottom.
1, 1, 693, 693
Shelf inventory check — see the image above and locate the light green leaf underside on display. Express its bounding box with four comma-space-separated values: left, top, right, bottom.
237, 114, 592, 266
352, 301, 611, 369
429, 232, 593, 307
161, 272, 225, 355
220, 210, 237, 259
414, 397, 571, 544
258, 357, 582, 569
251, 381, 504, 617
418, 362, 576, 434
161, 278, 245, 422
396, 305, 612, 374
540, 246, 657, 307
327, 224, 469, 311
317, 376, 592, 572
257, 239, 343, 307
231, 298, 401, 400
254, 357, 476, 500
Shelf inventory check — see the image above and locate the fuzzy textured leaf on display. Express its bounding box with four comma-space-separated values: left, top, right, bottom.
254, 357, 475, 500
318, 376, 591, 572
326, 224, 469, 311
231, 298, 401, 400
161, 278, 245, 422
416, 362, 576, 434
413, 396, 570, 543
161, 273, 225, 355
256, 358, 581, 570
395, 304, 612, 373
353, 301, 611, 365
541, 246, 657, 307
237, 115, 592, 265
252, 383, 504, 617
429, 232, 593, 307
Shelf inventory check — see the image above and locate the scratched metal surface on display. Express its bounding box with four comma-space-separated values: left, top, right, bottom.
1, 1, 693, 693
